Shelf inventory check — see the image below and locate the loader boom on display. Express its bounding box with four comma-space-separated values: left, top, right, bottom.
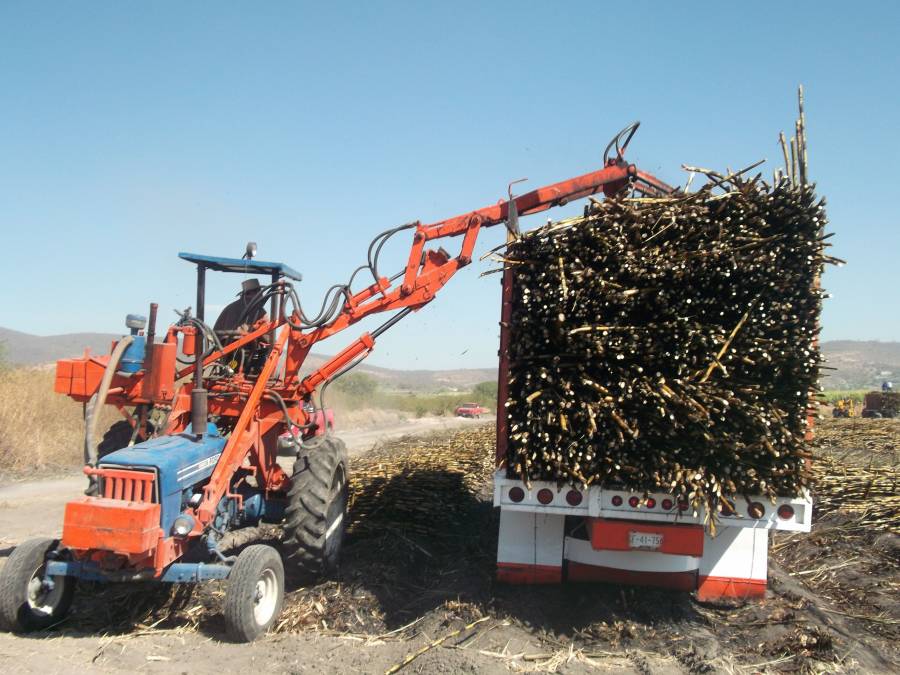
172, 143, 672, 531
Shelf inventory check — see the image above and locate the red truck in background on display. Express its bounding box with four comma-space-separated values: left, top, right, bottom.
455, 402, 489, 418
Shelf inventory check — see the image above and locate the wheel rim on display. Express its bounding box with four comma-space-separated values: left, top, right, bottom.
252, 568, 278, 626
26, 566, 64, 617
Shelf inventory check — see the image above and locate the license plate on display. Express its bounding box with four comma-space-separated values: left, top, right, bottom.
629, 531, 663, 550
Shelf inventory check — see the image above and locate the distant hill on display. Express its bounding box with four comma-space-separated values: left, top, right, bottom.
0, 327, 496, 392
820, 340, 900, 390
0, 327, 120, 366
2, 327, 893, 392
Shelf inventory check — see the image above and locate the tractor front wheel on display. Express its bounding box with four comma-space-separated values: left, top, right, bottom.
223, 544, 285, 642
282, 437, 349, 578
0, 538, 75, 632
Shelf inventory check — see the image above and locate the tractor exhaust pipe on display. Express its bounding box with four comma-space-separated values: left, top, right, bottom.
191, 387, 208, 438
144, 302, 158, 377
191, 314, 208, 438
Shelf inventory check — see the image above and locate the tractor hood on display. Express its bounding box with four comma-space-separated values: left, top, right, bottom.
99, 424, 227, 533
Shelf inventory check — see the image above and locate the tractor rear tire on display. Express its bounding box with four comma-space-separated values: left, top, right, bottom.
0, 538, 75, 632
97, 420, 136, 460
282, 437, 349, 578
84, 420, 139, 495
223, 544, 284, 642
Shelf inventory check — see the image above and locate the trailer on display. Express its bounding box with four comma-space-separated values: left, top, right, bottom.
492, 242, 814, 599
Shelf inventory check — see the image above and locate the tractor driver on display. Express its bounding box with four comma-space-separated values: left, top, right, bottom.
214, 278, 273, 374
214, 278, 267, 339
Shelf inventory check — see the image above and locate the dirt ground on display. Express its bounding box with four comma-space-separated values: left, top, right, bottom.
1, 418, 898, 674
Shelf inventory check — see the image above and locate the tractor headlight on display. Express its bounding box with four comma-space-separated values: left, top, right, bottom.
172, 514, 195, 538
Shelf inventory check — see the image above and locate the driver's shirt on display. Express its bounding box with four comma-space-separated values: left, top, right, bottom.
214, 294, 267, 335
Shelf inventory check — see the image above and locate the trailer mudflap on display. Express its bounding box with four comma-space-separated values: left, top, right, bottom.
696, 575, 766, 600
588, 518, 704, 557
62, 497, 161, 555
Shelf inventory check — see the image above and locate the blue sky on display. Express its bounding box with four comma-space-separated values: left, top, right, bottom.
1, 2, 898, 370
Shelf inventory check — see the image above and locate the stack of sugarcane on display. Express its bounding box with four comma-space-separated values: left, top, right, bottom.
503, 171, 834, 513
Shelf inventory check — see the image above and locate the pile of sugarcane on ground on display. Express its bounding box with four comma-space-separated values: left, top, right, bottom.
812, 455, 899, 533
503, 173, 835, 514
814, 418, 899, 461
347, 427, 496, 538
810, 418, 900, 532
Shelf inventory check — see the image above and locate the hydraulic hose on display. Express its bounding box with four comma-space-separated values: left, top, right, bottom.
263, 390, 296, 431
367, 223, 416, 286
235, 284, 282, 327
83, 335, 134, 493
283, 224, 416, 333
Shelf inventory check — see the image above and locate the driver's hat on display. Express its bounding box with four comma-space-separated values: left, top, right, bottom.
240, 278, 262, 295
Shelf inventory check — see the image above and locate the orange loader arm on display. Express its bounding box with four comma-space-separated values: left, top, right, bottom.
192, 139, 673, 529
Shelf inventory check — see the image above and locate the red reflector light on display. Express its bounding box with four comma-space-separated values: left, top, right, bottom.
565, 490, 583, 506
645, 498, 656, 509
678, 500, 689, 512
537, 488, 554, 505
661, 499, 674, 511
747, 502, 765, 519
777, 504, 795, 520
611, 495, 623, 507
628, 496, 640, 508
509, 487, 525, 503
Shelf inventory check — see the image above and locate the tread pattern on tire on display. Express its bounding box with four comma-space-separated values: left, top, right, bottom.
223, 544, 284, 642
0, 537, 75, 632
282, 436, 348, 577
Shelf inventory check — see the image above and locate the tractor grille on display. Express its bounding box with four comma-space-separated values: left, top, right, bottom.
91, 466, 158, 503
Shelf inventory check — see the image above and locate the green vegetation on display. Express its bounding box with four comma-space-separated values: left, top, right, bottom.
330, 388, 494, 418
328, 373, 497, 418
821, 389, 869, 404
472, 380, 497, 403
333, 372, 378, 399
